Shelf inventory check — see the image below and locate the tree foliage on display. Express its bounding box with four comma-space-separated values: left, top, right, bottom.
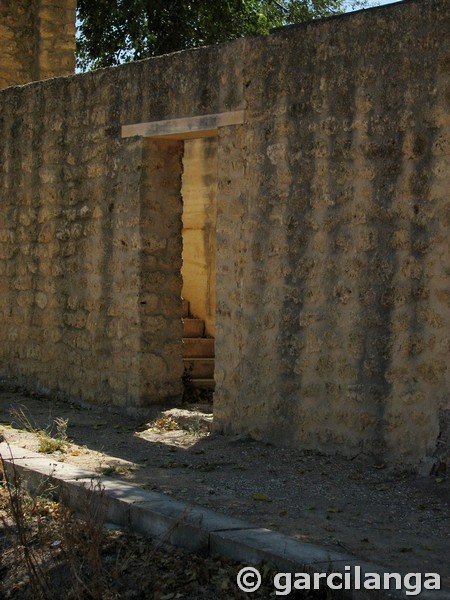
76, 0, 351, 71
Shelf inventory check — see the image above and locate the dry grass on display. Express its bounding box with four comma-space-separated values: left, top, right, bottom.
0, 453, 109, 600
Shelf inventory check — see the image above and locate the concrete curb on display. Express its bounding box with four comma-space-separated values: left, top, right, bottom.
1, 443, 448, 600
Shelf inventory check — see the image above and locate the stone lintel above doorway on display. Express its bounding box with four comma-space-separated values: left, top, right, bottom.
121, 110, 245, 140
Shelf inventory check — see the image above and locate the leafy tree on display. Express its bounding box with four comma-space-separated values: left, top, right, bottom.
76, 0, 357, 71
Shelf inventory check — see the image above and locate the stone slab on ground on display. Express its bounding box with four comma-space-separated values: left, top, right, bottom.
0, 442, 98, 494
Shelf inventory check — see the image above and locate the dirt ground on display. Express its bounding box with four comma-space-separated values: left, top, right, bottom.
0, 505, 284, 600
0, 389, 449, 591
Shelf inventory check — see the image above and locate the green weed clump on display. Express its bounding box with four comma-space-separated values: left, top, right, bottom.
36, 417, 69, 454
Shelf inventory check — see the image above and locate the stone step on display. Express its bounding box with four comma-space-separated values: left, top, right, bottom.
183, 318, 205, 338
183, 358, 215, 379
190, 379, 215, 391
183, 337, 215, 358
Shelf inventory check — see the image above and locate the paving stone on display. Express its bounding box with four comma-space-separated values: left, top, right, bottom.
130, 498, 254, 554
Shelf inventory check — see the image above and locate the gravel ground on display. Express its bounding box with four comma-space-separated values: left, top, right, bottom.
1, 388, 449, 594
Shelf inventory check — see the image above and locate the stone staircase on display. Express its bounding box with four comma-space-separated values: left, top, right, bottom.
182, 298, 215, 391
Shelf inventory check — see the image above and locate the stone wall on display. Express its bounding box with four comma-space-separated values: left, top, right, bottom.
214, 0, 450, 464
0, 0, 448, 461
0, 49, 228, 410
0, 0, 76, 90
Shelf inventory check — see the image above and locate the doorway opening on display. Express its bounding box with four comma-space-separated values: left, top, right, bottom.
121, 110, 245, 405
181, 138, 217, 396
